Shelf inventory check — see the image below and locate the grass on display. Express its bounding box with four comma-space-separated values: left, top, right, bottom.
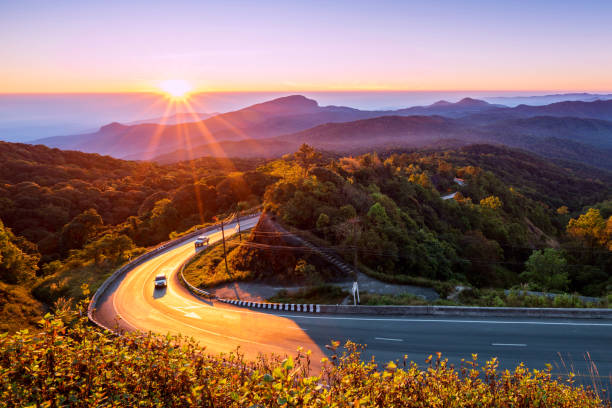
33, 249, 146, 305
268, 285, 348, 304
359, 292, 430, 306
356, 289, 611, 308
182, 236, 252, 289
457, 288, 611, 308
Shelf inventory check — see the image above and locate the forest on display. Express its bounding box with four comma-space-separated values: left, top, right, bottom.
0, 141, 611, 331
0, 142, 276, 330
263, 144, 612, 298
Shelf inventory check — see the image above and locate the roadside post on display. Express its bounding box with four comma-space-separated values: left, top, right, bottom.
352, 281, 360, 305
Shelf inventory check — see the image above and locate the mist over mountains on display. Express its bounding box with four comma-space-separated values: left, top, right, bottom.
26, 94, 612, 171
3, 91, 612, 142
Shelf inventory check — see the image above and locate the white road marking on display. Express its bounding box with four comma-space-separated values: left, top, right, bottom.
492, 343, 527, 347
375, 337, 403, 342
175, 305, 203, 310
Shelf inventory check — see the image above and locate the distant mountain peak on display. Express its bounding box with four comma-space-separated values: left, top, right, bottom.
248, 95, 319, 113
430, 100, 453, 107
456, 97, 490, 106
99, 122, 127, 132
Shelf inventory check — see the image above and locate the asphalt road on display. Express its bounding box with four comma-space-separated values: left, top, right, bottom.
95, 215, 612, 383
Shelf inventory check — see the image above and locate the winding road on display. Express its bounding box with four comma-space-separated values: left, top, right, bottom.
94, 215, 612, 381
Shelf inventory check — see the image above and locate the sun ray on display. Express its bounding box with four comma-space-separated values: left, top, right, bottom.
141, 98, 178, 160
180, 98, 237, 160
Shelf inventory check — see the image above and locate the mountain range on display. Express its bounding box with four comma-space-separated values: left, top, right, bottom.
126, 112, 219, 126
32, 95, 612, 170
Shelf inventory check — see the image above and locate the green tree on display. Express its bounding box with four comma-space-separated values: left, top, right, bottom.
316, 213, 330, 231
82, 233, 134, 265
59, 209, 103, 254
520, 248, 569, 291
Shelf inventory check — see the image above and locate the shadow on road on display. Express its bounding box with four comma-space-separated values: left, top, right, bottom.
153, 287, 167, 299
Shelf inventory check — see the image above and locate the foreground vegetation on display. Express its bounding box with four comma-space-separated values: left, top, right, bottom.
0, 302, 607, 407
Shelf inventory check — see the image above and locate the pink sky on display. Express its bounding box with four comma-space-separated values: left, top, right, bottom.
1, 1, 612, 93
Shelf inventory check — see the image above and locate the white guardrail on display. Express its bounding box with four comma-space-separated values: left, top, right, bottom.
88, 211, 261, 332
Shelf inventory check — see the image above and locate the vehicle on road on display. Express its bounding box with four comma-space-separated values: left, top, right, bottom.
154, 274, 167, 288
195, 235, 210, 248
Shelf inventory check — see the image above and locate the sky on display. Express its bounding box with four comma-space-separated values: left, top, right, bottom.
1, 0, 612, 93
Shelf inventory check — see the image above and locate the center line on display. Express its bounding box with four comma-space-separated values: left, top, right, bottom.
375, 337, 403, 342
491, 343, 527, 347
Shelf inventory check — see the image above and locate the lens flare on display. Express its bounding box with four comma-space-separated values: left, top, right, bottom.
158, 79, 193, 99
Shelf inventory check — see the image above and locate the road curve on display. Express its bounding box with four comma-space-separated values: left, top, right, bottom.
94, 215, 612, 379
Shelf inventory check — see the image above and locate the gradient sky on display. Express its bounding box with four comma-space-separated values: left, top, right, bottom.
2, 0, 612, 93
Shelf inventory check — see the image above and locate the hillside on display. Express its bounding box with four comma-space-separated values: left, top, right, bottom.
0, 141, 610, 334
262, 145, 611, 296
0, 141, 277, 326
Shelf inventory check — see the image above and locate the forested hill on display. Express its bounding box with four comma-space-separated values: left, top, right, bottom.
0, 140, 610, 331
0, 141, 142, 185
380, 144, 612, 211
0, 141, 272, 257
0, 141, 278, 330
264, 144, 611, 297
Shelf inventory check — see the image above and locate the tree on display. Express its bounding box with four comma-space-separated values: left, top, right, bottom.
294, 144, 322, 177
520, 248, 569, 291
149, 199, 179, 238
0, 219, 38, 283
316, 213, 330, 231
59, 209, 103, 254
567, 208, 608, 248
480, 196, 502, 210
82, 233, 134, 265
557, 206, 569, 215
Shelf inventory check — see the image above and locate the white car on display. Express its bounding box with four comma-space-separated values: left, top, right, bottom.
194, 236, 210, 248
154, 274, 167, 288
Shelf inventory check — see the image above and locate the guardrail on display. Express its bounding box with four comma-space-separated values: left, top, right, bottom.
214, 297, 612, 318
315, 304, 612, 318
88, 212, 260, 332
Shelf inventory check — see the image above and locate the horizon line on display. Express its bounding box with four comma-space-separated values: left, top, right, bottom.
2, 89, 612, 96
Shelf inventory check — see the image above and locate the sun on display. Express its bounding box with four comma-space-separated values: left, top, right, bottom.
158, 79, 193, 99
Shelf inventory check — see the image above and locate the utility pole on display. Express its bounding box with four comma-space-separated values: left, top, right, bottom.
348, 217, 360, 304
348, 217, 360, 281
237, 211, 242, 242
220, 218, 229, 276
